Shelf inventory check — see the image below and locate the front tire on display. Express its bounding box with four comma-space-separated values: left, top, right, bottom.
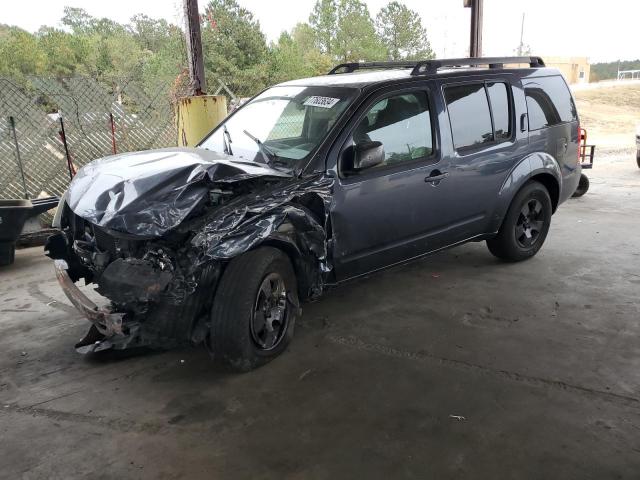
487, 181, 552, 262
210, 247, 299, 371
636, 151, 640, 168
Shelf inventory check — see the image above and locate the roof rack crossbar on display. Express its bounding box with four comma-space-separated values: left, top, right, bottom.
410, 56, 545, 75
328, 61, 418, 75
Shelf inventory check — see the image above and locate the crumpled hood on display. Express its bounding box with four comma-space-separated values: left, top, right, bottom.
66, 147, 290, 237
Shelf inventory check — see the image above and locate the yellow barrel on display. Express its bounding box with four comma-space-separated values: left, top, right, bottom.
176, 95, 227, 147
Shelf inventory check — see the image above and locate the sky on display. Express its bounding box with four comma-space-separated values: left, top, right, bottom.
1, 0, 639, 63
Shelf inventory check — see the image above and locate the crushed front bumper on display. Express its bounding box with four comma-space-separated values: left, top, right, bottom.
54, 259, 129, 353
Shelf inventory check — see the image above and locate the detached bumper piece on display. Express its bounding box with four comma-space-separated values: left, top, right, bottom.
54, 259, 135, 353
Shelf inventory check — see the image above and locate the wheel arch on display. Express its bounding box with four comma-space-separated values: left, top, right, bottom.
492, 153, 561, 233
530, 172, 560, 212
257, 192, 329, 301
259, 234, 318, 302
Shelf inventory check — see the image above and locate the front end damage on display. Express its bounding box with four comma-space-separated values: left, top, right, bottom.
45, 147, 332, 353
54, 259, 125, 352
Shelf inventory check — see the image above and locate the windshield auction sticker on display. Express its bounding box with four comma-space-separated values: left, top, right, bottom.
303, 96, 341, 109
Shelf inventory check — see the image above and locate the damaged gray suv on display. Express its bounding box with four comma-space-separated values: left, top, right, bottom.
46, 57, 581, 370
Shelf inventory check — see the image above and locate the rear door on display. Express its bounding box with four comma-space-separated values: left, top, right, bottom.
436, 76, 528, 239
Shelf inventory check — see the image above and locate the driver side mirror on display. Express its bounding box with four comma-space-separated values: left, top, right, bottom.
353, 141, 385, 171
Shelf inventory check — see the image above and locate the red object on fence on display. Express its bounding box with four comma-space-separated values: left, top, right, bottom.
109, 112, 117, 154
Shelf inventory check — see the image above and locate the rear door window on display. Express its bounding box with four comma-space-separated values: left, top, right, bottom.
525, 76, 577, 130
444, 84, 493, 149
444, 81, 512, 150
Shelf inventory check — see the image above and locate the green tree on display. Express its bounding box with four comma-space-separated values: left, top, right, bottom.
375, 1, 433, 60
268, 24, 332, 84
334, 0, 384, 62
130, 15, 171, 51
58, 7, 141, 79
0, 26, 45, 77
104, 33, 145, 80
60, 7, 94, 35
291, 23, 317, 53
0, 7, 187, 103
309, 0, 337, 55
591, 59, 640, 81
139, 23, 186, 82
36, 27, 79, 76
309, 0, 384, 63
201, 0, 269, 96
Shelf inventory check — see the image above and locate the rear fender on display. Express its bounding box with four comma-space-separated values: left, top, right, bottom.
490, 152, 561, 233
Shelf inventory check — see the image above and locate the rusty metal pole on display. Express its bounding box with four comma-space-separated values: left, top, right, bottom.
184, 0, 206, 96
468, 0, 483, 57
109, 112, 117, 154
8, 116, 29, 199
58, 116, 75, 180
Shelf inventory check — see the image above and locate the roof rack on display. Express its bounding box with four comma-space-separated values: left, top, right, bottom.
327, 56, 545, 76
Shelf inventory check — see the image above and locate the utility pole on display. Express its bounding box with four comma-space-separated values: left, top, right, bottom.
177, 0, 226, 147
465, 0, 483, 57
518, 13, 525, 56
183, 0, 206, 95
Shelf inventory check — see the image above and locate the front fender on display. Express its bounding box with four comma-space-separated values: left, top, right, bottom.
192, 203, 328, 300
490, 152, 561, 232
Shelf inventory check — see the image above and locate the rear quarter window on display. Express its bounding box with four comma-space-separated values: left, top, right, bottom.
525, 76, 577, 130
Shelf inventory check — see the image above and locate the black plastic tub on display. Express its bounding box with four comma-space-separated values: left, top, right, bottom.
0, 197, 60, 266
0, 199, 33, 266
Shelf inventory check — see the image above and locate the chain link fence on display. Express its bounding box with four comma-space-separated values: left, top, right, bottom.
0, 74, 192, 203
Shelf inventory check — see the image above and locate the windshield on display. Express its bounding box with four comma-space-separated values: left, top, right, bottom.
199, 85, 356, 171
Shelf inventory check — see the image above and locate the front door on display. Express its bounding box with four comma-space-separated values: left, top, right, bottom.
329, 86, 455, 280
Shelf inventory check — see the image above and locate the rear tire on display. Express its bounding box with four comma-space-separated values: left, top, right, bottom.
571, 173, 589, 198
487, 181, 552, 262
210, 247, 299, 372
636, 151, 640, 168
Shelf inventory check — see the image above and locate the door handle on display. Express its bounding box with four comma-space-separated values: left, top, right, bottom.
520, 113, 528, 132
425, 170, 449, 185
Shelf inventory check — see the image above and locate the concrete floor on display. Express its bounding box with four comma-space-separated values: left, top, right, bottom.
1, 149, 639, 479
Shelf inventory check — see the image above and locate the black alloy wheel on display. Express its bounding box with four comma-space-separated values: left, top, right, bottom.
251, 272, 289, 351
515, 199, 545, 249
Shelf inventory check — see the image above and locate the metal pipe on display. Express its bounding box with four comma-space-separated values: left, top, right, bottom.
183, 0, 206, 95
518, 13, 525, 56
58, 116, 75, 181
109, 112, 117, 154
8, 116, 29, 199
469, 0, 483, 57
